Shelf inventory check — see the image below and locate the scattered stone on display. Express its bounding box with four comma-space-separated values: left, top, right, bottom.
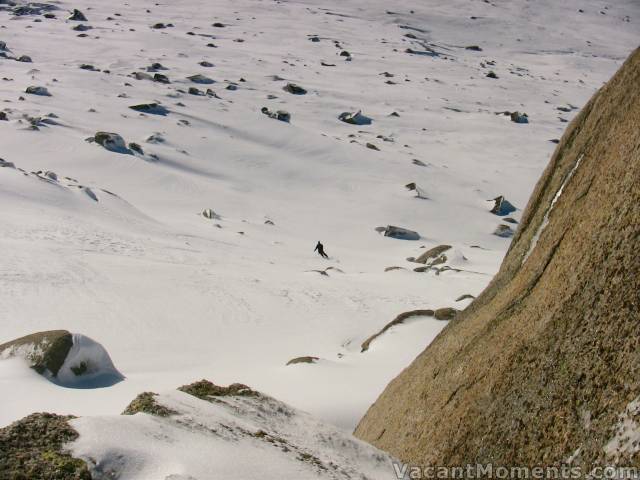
361, 309, 435, 352
405, 182, 428, 199
153, 73, 170, 84
490, 195, 516, 216
16, 55, 33, 63
412, 159, 427, 167
199, 61, 214, 67
68, 9, 87, 21
128, 143, 144, 155
152, 22, 166, 29
25, 86, 51, 96
129, 103, 168, 115
189, 87, 204, 95
466, 45, 483, 51
434, 307, 459, 320
383, 225, 420, 241
94, 131, 127, 152
493, 224, 514, 238
510, 111, 529, 124
72, 24, 92, 32
187, 74, 215, 84
503, 217, 518, 224
202, 208, 221, 220
286, 356, 319, 366
178, 379, 258, 400
122, 392, 177, 417
366, 142, 380, 151
212, 22, 226, 28
384, 266, 405, 272
486, 71, 498, 79
456, 294, 475, 302
261, 107, 290, 123
338, 110, 372, 125
414, 245, 452, 264
0, 112, 7, 121
79, 64, 98, 71
283, 83, 307, 95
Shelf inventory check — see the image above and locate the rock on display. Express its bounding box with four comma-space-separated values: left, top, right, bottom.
414, 245, 452, 264
129, 103, 168, 115
283, 83, 307, 95
133, 71, 153, 81
286, 356, 319, 366
404, 182, 428, 199
0, 112, 7, 121
16, 55, 32, 63
412, 159, 427, 167
152, 22, 166, 29
188, 87, 203, 95
212, 22, 225, 27
178, 379, 258, 399
384, 266, 405, 272
493, 224, 514, 238
79, 64, 98, 71
510, 111, 529, 123
0, 413, 91, 479
122, 392, 177, 417
503, 217, 518, 224
153, 73, 170, 84
339, 50, 351, 57
489, 195, 516, 216
261, 107, 290, 123
486, 71, 498, 79
68, 9, 87, 21
0, 158, 15, 168
128, 143, 144, 155
338, 110, 372, 125
383, 225, 420, 241
72, 24, 92, 32
361, 310, 435, 352
465, 45, 483, 51
199, 61, 214, 67
365, 142, 380, 151
187, 74, 215, 84
0, 330, 123, 387
94, 132, 127, 152
455, 294, 475, 302
202, 208, 221, 220
25, 86, 50, 96
434, 307, 459, 320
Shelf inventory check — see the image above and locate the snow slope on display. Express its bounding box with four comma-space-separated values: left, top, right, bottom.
0, 0, 637, 434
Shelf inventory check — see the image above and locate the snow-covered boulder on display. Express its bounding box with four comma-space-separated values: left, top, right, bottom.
93, 131, 128, 152
0, 330, 123, 388
383, 225, 420, 240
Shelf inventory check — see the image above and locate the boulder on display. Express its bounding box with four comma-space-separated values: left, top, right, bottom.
286, 356, 319, 366
510, 111, 529, 123
283, 83, 307, 95
25, 86, 51, 96
383, 225, 420, 241
433, 307, 459, 320
414, 244, 452, 264
261, 107, 290, 123
129, 103, 169, 115
202, 208, 221, 220
68, 9, 87, 21
187, 74, 215, 84
361, 310, 435, 352
489, 195, 516, 216
493, 224, 514, 238
94, 132, 127, 152
338, 110, 372, 125
0, 330, 123, 388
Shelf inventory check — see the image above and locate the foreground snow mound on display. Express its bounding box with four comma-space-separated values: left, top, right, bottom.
0, 331, 123, 388
69, 380, 397, 479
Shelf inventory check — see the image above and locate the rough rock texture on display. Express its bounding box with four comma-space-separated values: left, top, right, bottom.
0, 413, 91, 480
122, 392, 178, 417
178, 379, 258, 400
361, 310, 435, 352
0, 330, 73, 376
355, 48, 640, 469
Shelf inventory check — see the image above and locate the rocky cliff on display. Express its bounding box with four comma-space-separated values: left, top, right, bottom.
355, 47, 640, 469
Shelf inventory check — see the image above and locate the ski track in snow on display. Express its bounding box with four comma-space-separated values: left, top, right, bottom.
0, 0, 638, 435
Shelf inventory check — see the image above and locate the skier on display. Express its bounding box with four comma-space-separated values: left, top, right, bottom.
314, 241, 329, 259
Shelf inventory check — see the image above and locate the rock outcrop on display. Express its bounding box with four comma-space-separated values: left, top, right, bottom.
355, 48, 640, 469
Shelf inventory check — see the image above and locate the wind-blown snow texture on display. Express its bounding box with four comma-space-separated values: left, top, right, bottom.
0, 0, 637, 432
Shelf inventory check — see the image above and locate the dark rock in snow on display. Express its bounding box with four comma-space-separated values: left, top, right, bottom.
383, 225, 420, 241
338, 110, 372, 125
493, 224, 514, 238
94, 132, 128, 152
286, 356, 319, 366
129, 103, 169, 115
486, 71, 498, 79
68, 9, 87, 21
283, 83, 307, 95
510, 111, 529, 123
261, 107, 290, 123
153, 73, 170, 84
434, 307, 459, 320
25, 86, 51, 96
17, 55, 33, 63
490, 196, 516, 216
187, 74, 215, 84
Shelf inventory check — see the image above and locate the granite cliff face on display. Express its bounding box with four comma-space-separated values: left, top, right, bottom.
355, 48, 640, 469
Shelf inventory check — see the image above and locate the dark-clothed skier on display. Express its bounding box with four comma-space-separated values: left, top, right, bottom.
314, 241, 329, 259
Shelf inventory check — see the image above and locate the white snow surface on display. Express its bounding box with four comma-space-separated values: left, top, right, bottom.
0, 0, 637, 443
